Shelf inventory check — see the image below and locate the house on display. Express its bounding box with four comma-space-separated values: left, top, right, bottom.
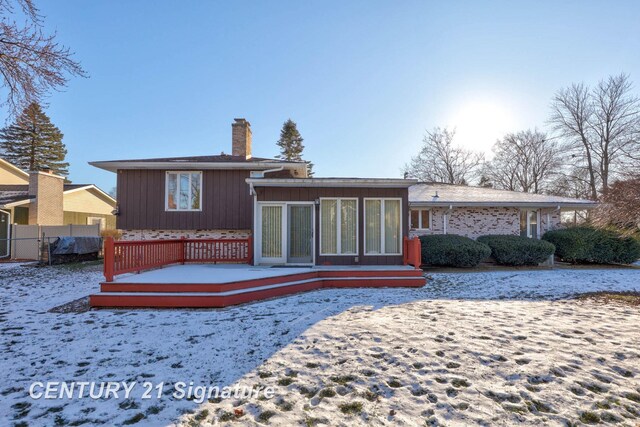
0, 157, 117, 258
91, 119, 415, 267
91, 118, 596, 268
408, 183, 596, 240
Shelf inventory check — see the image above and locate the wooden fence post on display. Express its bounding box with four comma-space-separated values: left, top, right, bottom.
412, 236, 422, 270
180, 236, 186, 265
104, 236, 114, 282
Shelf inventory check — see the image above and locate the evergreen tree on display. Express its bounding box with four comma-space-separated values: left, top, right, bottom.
0, 102, 69, 175
276, 119, 313, 176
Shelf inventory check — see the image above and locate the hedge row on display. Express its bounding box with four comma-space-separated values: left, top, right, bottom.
542, 227, 640, 265
419, 235, 490, 267
477, 235, 555, 266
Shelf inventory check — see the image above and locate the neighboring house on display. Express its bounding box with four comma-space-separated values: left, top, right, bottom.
0, 157, 117, 258
90, 118, 596, 267
408, 183, 596, 240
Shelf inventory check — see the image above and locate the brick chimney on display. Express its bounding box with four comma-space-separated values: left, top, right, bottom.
28, 170, 64, 225
231, 118, 252, 159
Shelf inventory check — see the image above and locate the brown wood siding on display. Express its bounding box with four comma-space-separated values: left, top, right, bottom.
256, 186, 409, 266
116, 169, 253, 230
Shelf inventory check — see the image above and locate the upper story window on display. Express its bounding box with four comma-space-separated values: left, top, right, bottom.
166, 171, 202, 211
410, 209, 431, 230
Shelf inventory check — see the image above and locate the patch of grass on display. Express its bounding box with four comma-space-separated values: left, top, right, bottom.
362, 389, 379, 401
258, 370, 273, 378
387, 378, 402, 388
319, 388, 336, 398
123, 413, 145, 425
624, 392, 640, 403
412, 362, 425, 369
526, 399, 554, 414
305, 362, 320, 369
503, 404, 527, 414
338, 402, 363, 415
579, 411, 600, 424
329, 374, 356, 385
257, 410, 276, 423
145, 406, 162, 415
435, 350, 445, 357
451, 378, 470, 388
277, 400, 294, 411
446, 362, 461, 369
600, 412, 621, 423
298, 386, 317, 398
194, 409, 209, 421
277, 377, 294, 386
218, 411, 235, 422
578, 381, 608, 394
434, 377, 448, 384
446, 387, 458, 398
577, 291, 640, 306
285, 370, 298, 378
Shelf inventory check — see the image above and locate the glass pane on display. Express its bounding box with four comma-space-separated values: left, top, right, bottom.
340, 200, 357, 254
190, 173, 201, 209
365, 200, 381, 254
421, 210, 430, 229
179, 173, 189, 210
520, 211, 528, 237
384, 200, 401, 254
289, 205, 312, 260
262, 206, 282, 258
410, 210, 419, 229
529, 210, 538, 239
320, 200, 337, 254
167, 174, 177, 209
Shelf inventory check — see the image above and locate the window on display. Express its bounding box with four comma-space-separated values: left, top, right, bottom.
410, 209, 431, 230
364, 198, 402, 255
87, 216, 106, 230
320, 199, 358, 255
166, 172, 202, 211
520, 209, 538, 238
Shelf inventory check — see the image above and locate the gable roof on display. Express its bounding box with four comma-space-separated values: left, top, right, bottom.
409, 183, 597, 209
0, 184, 116, 208
90, 154, 308, 173
0, 158, 29, 184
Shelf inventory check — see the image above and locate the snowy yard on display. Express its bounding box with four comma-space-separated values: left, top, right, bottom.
1, 262, 640, 426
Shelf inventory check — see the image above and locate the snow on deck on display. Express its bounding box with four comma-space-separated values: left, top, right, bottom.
112, 264, 415, 284
1, 263, 639, 426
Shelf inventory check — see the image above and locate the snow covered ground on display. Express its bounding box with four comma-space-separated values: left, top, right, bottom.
1, 262, 639, 426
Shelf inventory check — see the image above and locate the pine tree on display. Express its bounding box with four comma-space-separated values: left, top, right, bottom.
276, 118, 313, 176
0, 102, 69, 175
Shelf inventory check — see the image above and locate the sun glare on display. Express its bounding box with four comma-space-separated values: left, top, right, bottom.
448, 101, 516, 154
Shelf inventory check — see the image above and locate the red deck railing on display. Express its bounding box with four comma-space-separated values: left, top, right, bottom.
403, 236, 422, 270
103, 237, 253, 282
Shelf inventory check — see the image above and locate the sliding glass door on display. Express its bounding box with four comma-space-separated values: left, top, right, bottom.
288, 205, 313, 264
258, 203, 314, 265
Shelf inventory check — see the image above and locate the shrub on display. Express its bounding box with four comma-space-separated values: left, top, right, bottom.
542, 227, 640, 265
419, 234, 491, 267
477, 235, 555, 266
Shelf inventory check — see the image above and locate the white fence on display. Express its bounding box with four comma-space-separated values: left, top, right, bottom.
9, 224, 100, 260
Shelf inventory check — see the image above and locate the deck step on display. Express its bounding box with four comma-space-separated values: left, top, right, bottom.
90, 273, 426, 308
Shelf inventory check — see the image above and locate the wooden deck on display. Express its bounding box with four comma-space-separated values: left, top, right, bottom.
90, 265, 426, 308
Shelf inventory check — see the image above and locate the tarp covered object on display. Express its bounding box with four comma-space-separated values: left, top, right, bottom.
51, 236, 102, 255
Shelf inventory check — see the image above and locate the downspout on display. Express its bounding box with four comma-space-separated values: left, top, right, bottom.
0, 209, 10, 259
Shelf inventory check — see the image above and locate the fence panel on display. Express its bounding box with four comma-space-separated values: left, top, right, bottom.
10, 225, 39, 260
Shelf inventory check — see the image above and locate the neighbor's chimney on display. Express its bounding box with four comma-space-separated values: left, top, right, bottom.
28, 170, 64, 225
231, 118, 252, 159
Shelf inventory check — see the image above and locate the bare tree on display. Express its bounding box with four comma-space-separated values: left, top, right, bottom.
550, 74, 640, 199
0, 0, 86, 116
484, 129, 561, 194
404, 127, 484, 184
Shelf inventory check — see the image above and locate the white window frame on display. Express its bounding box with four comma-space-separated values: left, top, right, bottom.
364, 197, 403, 256
410, 208, 431, 230
165, 171, 203, 212
520, 209, 540, 239
319, 198, 359, 256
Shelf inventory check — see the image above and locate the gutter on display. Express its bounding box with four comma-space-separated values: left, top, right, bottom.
409, 201, 598, 209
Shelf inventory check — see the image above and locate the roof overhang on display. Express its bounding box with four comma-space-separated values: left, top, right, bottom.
0, 158, 29, 180
247, 178, 418, 188
409, 201, 598, 209
1, 184, 116, 208
90, 161, 306, 173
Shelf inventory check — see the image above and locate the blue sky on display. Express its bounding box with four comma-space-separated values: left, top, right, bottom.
22, 1, 640, 191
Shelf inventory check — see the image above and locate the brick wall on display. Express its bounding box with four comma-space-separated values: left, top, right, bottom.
120, 229, 252, 240
28, 171, 64, 225
410, 207, 563, 240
